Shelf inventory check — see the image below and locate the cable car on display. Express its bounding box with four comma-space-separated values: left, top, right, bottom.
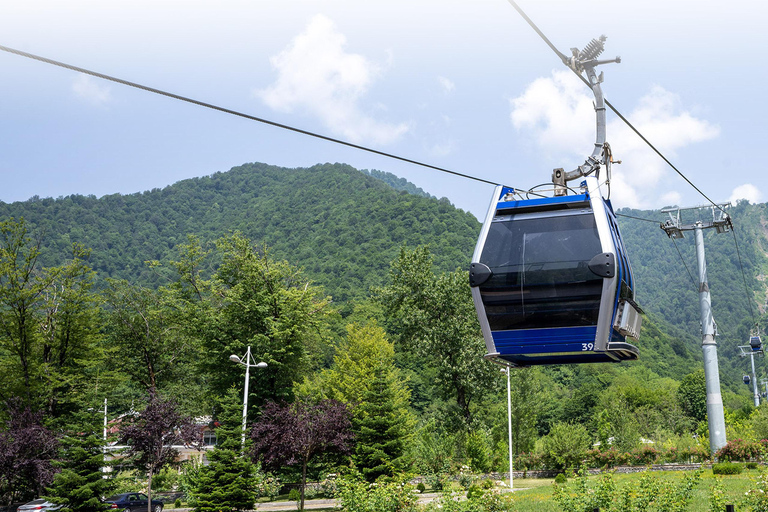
469, 35, 642, 366
469, 177, 641, 366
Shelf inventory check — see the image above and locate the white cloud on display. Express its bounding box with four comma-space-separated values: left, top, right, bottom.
72, 74, 111, 106
729, 183, 762, 204
255, 14, 408, 145
509, 70, 720, 208
437, 76, 455, 95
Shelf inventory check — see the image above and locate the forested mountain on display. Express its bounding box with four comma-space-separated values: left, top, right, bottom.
0, 163, 477, 305
1, 161, 766, 389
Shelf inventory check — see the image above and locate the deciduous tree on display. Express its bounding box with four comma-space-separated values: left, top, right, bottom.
250, 399, 353, 511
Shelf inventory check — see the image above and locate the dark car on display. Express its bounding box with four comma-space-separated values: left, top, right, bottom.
17, 500, 61, 512
103, 493, 163, 512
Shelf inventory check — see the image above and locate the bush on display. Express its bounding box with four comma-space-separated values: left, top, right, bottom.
416, 482, 426, 493
337, 478, 417, 512
466, 484, 483, 500
481, 479, 494, 490
715, 438, 763, 462
541, 422, 591, 470
173, 499, 182, 509
288, 488, 301, 503
747, 462, 760, 470
712, 462, 743, 475
554, 473, 567, 485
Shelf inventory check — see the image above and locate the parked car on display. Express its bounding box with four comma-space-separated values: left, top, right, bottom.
103, 493, 163, 512
17, 500, 60, 512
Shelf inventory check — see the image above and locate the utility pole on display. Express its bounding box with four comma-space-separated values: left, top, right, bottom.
661, 203, 731, 453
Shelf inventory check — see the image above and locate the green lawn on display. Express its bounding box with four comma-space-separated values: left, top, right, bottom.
510, 469, 758, 511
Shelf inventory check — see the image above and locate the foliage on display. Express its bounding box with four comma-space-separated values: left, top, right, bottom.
743, 469, 768, 511
353, 364, 415, 481
188, 388, 256, 512
410, 421, 455, 476
336, 477, 418, 512
708, 477, 727, 512
555, 473, 568, 484
173, 233, 332, 406
552, 467, 703, 512
375, 246, 495, 427
46, 409, 113, 512
540, 422, 591, 470
118, 391, 200, 510
712, 462, 744, 475
0, 399, 58, 505
716, 439, 766, 462
250, 399, 353, 510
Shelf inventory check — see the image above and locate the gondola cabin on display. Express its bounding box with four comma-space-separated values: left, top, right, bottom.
470, 176, 641, 366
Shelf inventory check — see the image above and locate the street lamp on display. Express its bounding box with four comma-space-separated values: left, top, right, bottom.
229, 346, 268, 448
501, 367, 513, 490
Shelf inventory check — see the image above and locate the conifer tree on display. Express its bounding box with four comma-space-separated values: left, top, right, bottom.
352, 364, 415, 481
46, 409, 112, 512
189, 387, 256, 512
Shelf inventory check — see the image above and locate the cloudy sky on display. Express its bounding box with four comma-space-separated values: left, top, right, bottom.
1, 0, 766, 218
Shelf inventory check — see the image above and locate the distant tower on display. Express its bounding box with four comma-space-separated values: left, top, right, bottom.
661, 203, 732, 453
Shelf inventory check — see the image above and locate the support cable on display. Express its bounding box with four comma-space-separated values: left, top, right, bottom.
505, 0, 726, 215
731, 228, 759, 328
671, 238, 698, 292
0, 44, 503, 188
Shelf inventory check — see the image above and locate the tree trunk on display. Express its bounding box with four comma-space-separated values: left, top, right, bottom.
300, 458, 308, 511
147, 471, 153, 512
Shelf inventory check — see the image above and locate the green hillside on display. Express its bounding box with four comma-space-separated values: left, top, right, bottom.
0, 162, 479, 304
1, 161, 764, 387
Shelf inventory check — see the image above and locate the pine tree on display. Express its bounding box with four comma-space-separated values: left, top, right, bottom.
46, 409, 112, 512
190, 387, 256, 512
353, 364, 415, 482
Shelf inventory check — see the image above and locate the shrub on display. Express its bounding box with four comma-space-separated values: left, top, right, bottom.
541, 422, 591, 470
712, 462, 743, 475
715, 438, 762, 462
481, 479, 494, 489
336, 478, 417, 512
466, 484, 483, 500
173, 499, 182, 509
554, 473, 568, 484
630, 445, 660, 466
288, 488, 301, 504
747, 462, 760, 470
416, 482, 426, 493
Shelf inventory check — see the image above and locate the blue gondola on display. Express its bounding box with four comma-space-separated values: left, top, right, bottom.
469, 35, 642, 366
469, 177, 642, 366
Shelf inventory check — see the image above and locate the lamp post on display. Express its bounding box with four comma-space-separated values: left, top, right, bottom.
229, 346, 268, 448
501, 367, 513, 490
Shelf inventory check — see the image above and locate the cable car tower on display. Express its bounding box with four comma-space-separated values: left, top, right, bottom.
470, 36, 643, 366
739, 331, 763, 407
660, 203, 732, 452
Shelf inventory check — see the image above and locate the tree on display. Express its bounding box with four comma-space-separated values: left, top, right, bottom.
103, 280, 191, 393
118, 391, 200, 511
188, 387, 256, 512
171, 234, 332, 407
250, 399, 353, 511
353, 365, 415, 481
541, 422, 591, 470
46, 409, 112, 512
376, 246, 495, 426
678, 369, 707, 423
0, 399, 58, 506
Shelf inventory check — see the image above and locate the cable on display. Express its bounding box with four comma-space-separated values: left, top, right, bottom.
671, 238, 698, 292
0, 44, 502, 188
505, 0, 727, 216
615, 212, 658, 223
730, 227, 759, 328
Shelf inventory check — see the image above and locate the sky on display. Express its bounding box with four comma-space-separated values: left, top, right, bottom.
1, 0, 766, 219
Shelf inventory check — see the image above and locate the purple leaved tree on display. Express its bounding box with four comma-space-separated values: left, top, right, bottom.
250, 400, 354, 511
118, 391, 200, 511
0, 399, 58, 506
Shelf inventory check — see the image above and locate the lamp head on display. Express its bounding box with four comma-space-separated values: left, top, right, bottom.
256, 362, 268, 368
229, 355, 241, 363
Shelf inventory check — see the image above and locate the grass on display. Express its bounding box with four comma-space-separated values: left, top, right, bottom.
509, 467, 761, 511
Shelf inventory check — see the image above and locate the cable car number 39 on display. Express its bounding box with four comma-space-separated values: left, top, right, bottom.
582, 343, 594, 351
